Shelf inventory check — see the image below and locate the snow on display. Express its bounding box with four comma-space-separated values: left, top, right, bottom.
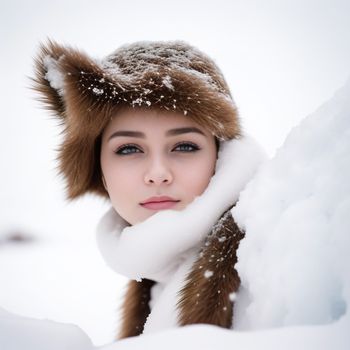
1, 308, 349, 350
0, 307, 94, 350
162, 75, 174, 90
43, 55, 65, 96
117, 321, 348, 350
99, 41, 232, 104
0, 226, 125, 346
232, 77, 350, 330
204, 270, 214, 279
92, 87, 104, 95
229, 292, 237, 302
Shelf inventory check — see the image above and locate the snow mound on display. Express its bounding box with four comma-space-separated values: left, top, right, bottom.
0, 307, 93, 350
232, 78, 350, 329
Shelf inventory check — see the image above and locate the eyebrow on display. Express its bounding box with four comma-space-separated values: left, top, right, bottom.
108, 127, 205, 141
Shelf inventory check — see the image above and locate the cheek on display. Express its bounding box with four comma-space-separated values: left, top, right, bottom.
178, 153, 216, 197
104, 164, 137, 199
100, 155, 142, 224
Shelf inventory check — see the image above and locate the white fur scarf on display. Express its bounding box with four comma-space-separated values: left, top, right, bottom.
96, 136, 266, 283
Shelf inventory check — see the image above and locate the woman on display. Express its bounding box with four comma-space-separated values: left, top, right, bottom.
33, 40, 265, 338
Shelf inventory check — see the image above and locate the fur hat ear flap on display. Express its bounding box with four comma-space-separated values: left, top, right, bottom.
33, 40, 116, 137
33, 40, 112, 199
32, 40, 68, 121
57, 131, 106, 199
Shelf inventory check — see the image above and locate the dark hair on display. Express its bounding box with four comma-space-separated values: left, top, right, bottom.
215, 137, 220, 153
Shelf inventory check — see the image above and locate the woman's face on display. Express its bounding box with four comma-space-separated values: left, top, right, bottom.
100, 108, 217, 225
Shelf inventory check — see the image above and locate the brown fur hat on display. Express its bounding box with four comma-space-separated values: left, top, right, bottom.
32, 39, 240, 199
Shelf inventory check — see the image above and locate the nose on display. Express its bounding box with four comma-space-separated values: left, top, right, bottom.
144, 155, 173, 186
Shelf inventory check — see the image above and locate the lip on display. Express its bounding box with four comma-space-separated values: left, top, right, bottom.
140, 196, 180, 210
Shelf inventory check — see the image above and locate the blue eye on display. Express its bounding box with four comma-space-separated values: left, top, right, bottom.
173, 142, 200, 152
115, 144, 142, 155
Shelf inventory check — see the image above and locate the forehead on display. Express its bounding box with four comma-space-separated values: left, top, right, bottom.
104, 107, 209, 135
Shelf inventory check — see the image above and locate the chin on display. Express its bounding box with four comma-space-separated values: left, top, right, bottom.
131, 212, 155, 225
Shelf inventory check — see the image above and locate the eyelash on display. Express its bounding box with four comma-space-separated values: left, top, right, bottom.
114, 142, 200, 155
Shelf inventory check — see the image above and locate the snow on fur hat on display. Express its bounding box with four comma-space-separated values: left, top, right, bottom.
33, 39, 241, 199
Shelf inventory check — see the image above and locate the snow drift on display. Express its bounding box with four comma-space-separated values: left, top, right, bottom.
232, 77, 350, 330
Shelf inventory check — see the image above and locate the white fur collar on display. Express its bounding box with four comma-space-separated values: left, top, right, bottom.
96, 136, 266, 283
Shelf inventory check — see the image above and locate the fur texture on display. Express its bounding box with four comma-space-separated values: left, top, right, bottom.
118, 279, 155, 339
118, 208, 243, 339
177, 208, 243, 327
32, 40, 240, 199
